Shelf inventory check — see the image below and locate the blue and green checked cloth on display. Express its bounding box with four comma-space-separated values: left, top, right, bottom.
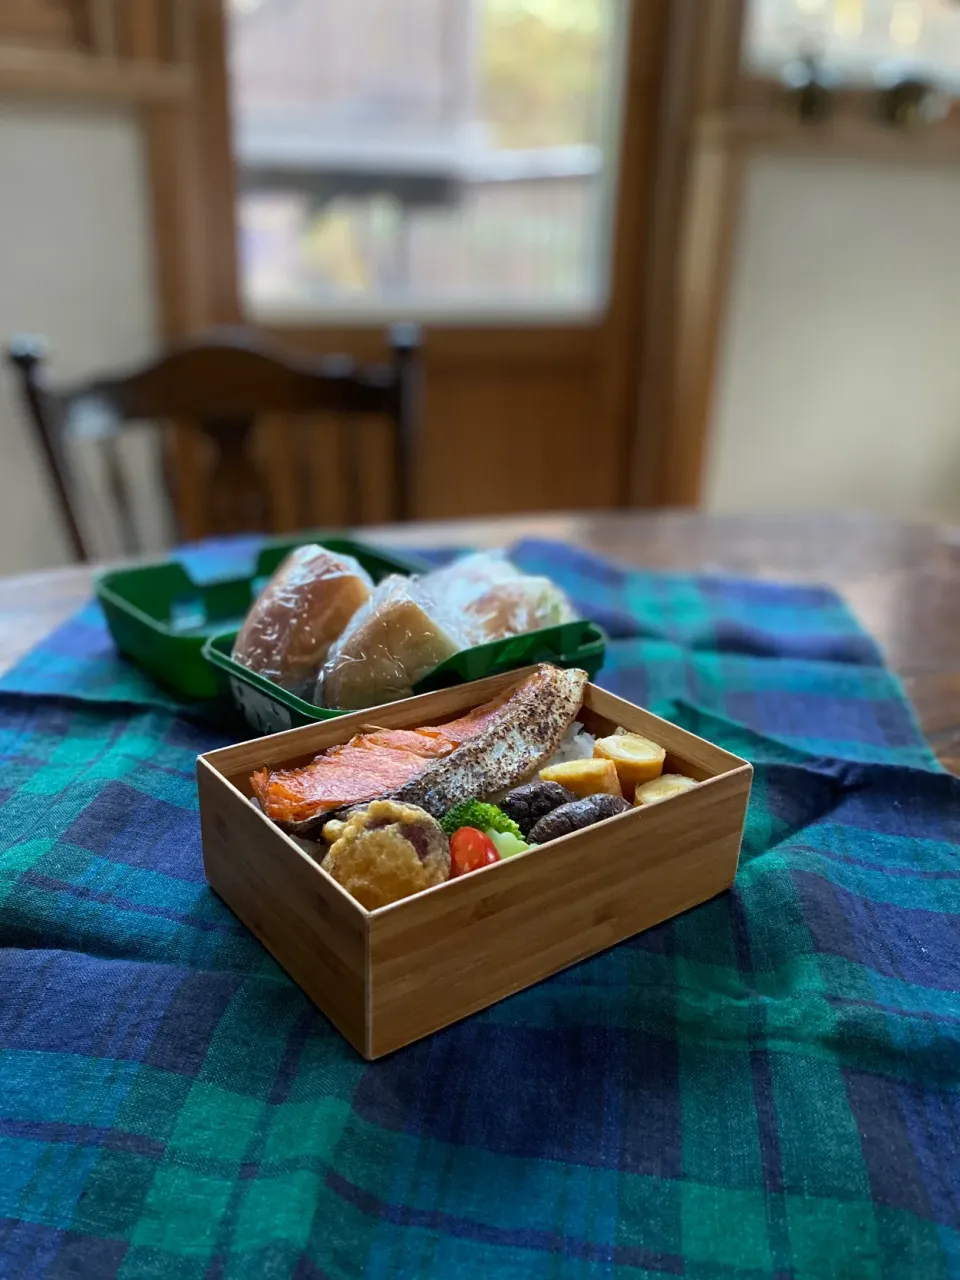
1, 538, 958, 1279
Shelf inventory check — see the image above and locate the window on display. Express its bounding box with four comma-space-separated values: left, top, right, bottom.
745, 0, 960, 88
227, 0, 623, 316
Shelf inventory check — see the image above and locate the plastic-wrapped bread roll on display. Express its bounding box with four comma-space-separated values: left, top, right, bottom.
422, 552, 522, 604
316, 576, 470, 710
232, 545, 373, 696
422, 552, 576, 643
462, 576, 576, 641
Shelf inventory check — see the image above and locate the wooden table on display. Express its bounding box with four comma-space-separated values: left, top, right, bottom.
0, 511, 957, 774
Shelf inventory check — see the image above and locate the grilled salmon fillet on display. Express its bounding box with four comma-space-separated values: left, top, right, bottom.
251, 665, 587, 833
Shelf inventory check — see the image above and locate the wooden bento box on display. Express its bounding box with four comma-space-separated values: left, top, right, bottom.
197, 670, 753, 1059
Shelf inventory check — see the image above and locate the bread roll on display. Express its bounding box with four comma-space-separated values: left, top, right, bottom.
422, 552, 522, 607
422, 553, 576, 643
463, 576, 576, 642
317, 576, 468, 710
233, 545, 373, 695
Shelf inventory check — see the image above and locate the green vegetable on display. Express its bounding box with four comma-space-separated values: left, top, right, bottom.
486, 829, 529, 859
440, 799, 523, 839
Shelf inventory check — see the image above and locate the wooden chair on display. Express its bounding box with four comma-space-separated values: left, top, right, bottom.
6, 325, 421, 562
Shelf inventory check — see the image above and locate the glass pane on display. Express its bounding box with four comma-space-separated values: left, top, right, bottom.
227, 0, 623, 316
745, 0, 960, 87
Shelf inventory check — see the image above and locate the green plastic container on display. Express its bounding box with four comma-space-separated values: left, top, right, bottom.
95, 537, 429, 700
203, 620, 607, 737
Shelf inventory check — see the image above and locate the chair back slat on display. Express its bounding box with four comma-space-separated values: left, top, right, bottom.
101, 436, 141, 556
339, 415, 362, 529
256, 414, 300, 536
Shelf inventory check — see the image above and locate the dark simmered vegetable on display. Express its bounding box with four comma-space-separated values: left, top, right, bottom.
499, 780, 577, 837
527, 793, 630, 844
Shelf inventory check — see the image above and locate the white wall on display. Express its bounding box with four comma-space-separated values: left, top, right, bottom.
705, 153, 960, 523
0, 100, 160, 572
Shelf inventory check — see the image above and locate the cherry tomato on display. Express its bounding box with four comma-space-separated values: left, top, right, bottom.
449, 827, 500, 877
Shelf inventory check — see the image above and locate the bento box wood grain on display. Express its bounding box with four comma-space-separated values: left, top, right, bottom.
198, 668, 752, 1059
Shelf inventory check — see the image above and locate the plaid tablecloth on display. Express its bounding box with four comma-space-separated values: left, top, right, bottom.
0, 538, 957, 1279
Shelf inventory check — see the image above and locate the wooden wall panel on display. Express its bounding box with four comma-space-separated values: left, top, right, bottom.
418, 363, 609, 518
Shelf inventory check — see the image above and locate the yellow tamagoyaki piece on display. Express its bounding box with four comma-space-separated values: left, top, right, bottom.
593, 732, 665, 792
634, 774, 698, 806
539, 757, 622, 799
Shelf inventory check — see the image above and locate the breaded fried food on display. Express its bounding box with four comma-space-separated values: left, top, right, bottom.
322, 800, 450, 910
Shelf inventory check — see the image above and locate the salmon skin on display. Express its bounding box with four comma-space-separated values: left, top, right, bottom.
395, 665, 586, 818
251, 665, 587, 835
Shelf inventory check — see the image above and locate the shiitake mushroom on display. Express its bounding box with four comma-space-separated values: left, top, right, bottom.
498, 780, 577, 837
527, 793, 630, 844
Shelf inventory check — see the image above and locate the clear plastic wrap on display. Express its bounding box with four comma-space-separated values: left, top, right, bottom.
421, 552, 523, 609
232, 545, 373, 697
422, 552, 577, 643
316, 575, 472, 710
462, 575, 577, 641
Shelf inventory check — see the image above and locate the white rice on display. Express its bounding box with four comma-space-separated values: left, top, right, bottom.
543, 722, 595, 769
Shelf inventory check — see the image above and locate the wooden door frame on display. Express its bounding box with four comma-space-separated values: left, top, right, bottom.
628, 0, 747, 507
129, 0, 241, 338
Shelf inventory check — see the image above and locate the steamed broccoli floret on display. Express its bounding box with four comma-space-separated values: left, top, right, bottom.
440, 799, 523, 839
